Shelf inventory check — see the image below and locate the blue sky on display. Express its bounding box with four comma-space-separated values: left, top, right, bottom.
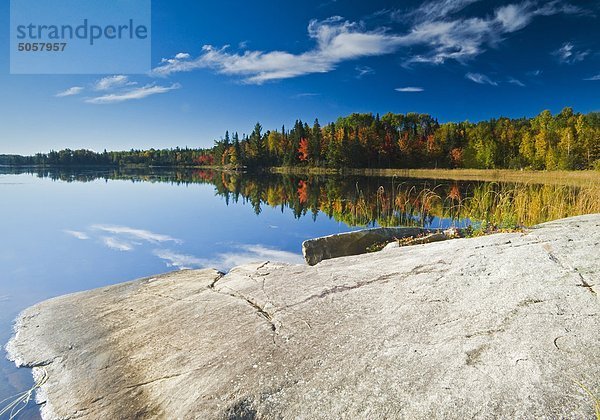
0, 0, 599, 155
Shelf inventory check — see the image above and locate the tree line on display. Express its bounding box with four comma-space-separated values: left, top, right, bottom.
2, 107, 599, 170
0, 147, 205, 167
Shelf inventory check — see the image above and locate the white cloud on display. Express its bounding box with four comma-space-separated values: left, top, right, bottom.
318, 0, 339, 9
584, 74, 600, 81
161, 53, 192, 65
492, 1, 581, 33
400, 0, 578, 66
508, 77, 525, 87
94, 75, 136, 91
152, 2, 580, 83
355, 65, 375, 78
213, 245, 304, 270
102, 236, 134, 252
154, 244, 303, 271
553, 42, 589, 64
465, 72, 498, 86
401, 0, 481, 22
153, 249, 205, 270
0, 295, 9, 302
527, 69, 542, 76
91, 225, 182, 244
153, 17, 409, 83
64, 230, 89, 240
293, 92, 320, 98
64, 224, 185, 255
395, 86, 424, 92
535, 0, 584, 16
85, 83, 181, 104
56, 86, 84, 97
495, 3, 533, 31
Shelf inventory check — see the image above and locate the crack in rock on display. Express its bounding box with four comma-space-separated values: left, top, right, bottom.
545, 250, 596, 295
125, 371, 188, 390
553, 335, 564, 350
466, 299, 545, 338
210, 285, 278, 333
209, 272, 226, 289
276, 263, 449, 314
575, 272, 596, 295
19, 354, 62, 369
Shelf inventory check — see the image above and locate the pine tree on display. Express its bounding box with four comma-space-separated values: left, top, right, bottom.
311, 118, 322, 165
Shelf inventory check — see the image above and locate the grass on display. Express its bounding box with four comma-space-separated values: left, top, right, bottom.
271, 167, 600, 187
354, 180, 600, 229
573, 380, 600, 420
0, 368, 48, 419
464, 182, 600, 228
373, 168, 600, 187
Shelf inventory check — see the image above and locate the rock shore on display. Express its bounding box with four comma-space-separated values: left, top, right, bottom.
6, 214, 600, 419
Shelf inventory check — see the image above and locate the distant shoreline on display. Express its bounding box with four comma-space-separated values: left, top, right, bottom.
269, 167, 600, 186
2, 164, 599, 186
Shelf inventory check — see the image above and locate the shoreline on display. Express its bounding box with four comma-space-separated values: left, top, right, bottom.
5, 214, 600, 419
270, 167, 600, 186
3, 164, 599, 186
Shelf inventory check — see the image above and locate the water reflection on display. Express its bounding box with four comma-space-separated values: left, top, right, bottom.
3, 166, 599, 228
197, 170, 599, 228
60, 224, 305, 270
1, 166, 598, 418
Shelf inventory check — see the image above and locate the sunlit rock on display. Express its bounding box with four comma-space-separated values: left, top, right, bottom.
6, 214, 600, 419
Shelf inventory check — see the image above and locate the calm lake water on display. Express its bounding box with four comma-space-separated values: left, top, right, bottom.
1, 167, 597, 418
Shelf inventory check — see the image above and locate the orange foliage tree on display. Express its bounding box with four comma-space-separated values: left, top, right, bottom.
298, 138, 310, 162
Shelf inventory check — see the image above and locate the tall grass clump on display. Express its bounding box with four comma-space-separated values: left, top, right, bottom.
461, 182, 600, 228
345, 180, 600, 229
0, 368, 48, 419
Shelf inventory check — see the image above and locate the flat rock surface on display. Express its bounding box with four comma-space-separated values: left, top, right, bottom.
6, 214, 600, 419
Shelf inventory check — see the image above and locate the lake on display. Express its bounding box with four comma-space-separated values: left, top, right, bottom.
1, 167, 598, 418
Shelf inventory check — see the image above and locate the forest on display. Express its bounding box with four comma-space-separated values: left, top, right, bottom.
1, 107, 599, 171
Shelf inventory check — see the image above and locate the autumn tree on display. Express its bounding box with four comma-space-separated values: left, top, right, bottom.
25, 109, 598, 172
298, 138, 310, 162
